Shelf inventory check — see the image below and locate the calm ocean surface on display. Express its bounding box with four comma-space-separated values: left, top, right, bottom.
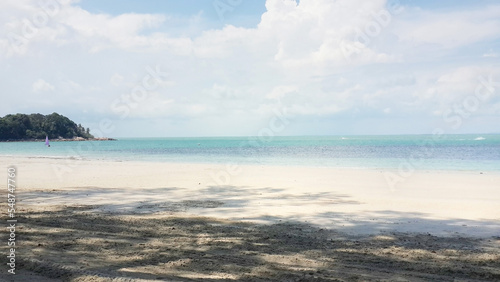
1, 135, 499, 171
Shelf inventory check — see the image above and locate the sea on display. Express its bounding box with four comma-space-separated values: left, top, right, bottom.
1, 134, 499, 171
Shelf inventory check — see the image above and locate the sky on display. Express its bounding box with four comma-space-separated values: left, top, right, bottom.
1, 0, 499, 137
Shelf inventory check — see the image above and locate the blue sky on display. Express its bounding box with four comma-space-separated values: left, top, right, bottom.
78, 0, 267, 29
1, 0, 499, 137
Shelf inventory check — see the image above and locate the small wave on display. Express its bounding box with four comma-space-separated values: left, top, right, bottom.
474, 137, 486, 141
27, 155, 85, 160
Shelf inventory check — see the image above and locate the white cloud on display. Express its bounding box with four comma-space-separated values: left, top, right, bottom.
32, 79, 54, 92
110, 73, 124, 86
266, 85, 298, 100
483, 50, 498, 58
0, 0, 169, 56
62, 10, 166, 52
1, 0, 500, 136
394, 5, 500, 49
257, 0, 396, 69
205, 83, 241, 100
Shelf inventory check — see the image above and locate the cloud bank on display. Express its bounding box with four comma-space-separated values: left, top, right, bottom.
1, 0, 499, 136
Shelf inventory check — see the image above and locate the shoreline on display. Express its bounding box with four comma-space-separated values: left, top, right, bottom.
2, 154, 500, 175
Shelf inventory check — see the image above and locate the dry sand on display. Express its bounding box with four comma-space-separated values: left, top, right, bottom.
1, 156, 499, 281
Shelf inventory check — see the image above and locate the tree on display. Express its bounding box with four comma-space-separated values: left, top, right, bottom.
0, 113, 94, 141
2, 114, 32, 140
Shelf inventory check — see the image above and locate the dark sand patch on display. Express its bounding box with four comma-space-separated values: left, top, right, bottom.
2, 203, 499, 281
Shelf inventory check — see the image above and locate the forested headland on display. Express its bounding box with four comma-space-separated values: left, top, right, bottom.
0, 113, 95, 141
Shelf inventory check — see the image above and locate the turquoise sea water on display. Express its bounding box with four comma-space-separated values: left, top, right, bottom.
1, 134, 499, 171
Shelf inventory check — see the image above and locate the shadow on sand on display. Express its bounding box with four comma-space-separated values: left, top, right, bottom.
5, 194, 500, 281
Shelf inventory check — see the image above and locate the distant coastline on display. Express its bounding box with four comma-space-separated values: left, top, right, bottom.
0, 137, 116, 142
0, 113, 97, 141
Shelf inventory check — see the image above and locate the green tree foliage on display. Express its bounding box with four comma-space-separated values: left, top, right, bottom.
0, 113, 94, 141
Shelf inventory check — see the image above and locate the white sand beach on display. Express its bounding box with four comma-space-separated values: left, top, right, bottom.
1, 156, 500, 281
3, 0, 500, 280
6, 156, 500, 236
